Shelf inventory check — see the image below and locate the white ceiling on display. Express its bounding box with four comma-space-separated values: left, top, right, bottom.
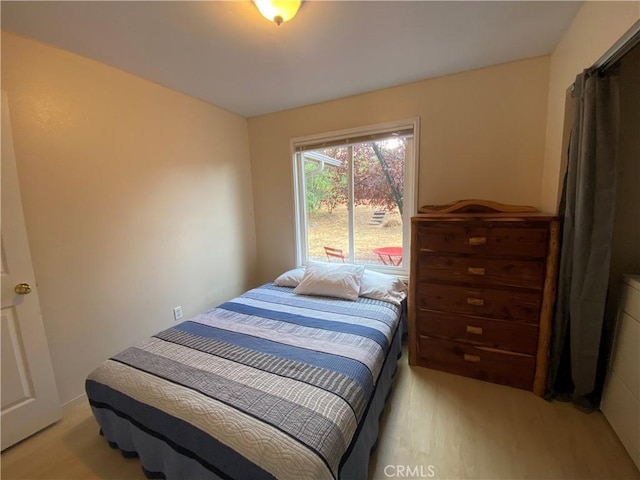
2, 1, 582, 118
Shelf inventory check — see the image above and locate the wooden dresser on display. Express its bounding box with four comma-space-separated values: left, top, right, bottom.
408, 200, 559, 395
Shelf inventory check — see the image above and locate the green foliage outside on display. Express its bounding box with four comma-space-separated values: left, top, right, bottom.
304, 139, 406, 215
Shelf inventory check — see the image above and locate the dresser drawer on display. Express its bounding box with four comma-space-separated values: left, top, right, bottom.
416, 311, 539, 355
417, 336, 535, 390
417, 283, 541, 322
419, 255, 544, 290
417, 224, 548, 258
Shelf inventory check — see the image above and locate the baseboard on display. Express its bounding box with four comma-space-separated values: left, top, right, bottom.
61, 393, 87, 415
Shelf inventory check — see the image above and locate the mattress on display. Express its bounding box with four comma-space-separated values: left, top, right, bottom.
86, 283, 404, 479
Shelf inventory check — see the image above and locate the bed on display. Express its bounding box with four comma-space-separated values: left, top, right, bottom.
86, 269, 406, 480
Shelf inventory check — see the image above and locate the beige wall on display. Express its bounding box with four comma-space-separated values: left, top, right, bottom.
248, 57, 550, 283
540, 2, 640, 212
1, 32, 257, 404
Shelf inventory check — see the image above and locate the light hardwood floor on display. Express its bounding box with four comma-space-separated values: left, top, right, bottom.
2, 348, 638, 480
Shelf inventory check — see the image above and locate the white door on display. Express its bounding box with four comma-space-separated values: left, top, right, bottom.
1, 93, 61, 450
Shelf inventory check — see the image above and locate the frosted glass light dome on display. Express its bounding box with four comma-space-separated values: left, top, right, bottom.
254, 0, 301, 26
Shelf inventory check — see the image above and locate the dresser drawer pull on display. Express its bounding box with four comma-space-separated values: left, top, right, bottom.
467, 267, 486, 275
466, 325, 483, 335
467, 297, 485, 306
468, 236, 487, 246
464, 354, 481, 362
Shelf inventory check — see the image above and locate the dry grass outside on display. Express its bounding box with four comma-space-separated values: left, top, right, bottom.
307, 204, 403, 264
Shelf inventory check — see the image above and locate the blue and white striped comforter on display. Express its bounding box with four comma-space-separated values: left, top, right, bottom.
86, 283, 402, 479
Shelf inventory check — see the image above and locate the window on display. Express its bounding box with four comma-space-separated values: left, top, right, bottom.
292, 119, 419, 275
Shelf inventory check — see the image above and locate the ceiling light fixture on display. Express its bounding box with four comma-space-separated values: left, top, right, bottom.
254, 0, 301, 26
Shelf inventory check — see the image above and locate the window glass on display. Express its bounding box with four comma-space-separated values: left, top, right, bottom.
304, 147, 348, 262
294, 120, 418, 274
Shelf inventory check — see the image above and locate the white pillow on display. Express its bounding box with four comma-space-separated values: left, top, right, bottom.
294, 261, 365, 301
359, 270, 407, 305
273, 267, 305, 287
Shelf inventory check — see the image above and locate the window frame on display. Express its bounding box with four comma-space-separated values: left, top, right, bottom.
291, 118, 420, 277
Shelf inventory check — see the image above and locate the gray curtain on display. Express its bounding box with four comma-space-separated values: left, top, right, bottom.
547, 68, 620, 405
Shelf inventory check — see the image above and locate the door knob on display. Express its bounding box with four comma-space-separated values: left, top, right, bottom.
14, 283, 32, 295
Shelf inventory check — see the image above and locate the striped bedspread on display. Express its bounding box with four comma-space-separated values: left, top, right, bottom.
86, 283, 402, 480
